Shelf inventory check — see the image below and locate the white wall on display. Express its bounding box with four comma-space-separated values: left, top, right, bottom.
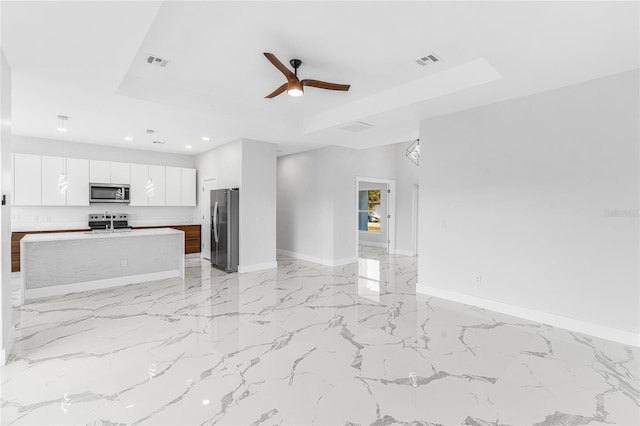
418, 69, 639, 340
11, 135, 197, 230
277, 147, 336, 264
13, 135, 196, 167
196, 138, 277, 272
0, 49, 13, 363
195, 139, 242, 190
277, 142, 419, 265
240, 139, 277, 271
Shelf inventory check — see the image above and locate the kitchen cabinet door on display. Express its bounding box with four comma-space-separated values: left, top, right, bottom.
41, 156, 67, 206
181, 168, 196, 206
148, 165, 166, 206
129, 163, 149, 206
165, 167, 181, 206
66, 158, 89, 206
90, 160, 110, 183
14, 154, 42, 206
110, 162, 130, 184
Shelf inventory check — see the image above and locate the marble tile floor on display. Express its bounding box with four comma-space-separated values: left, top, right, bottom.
1, 247, 638, 425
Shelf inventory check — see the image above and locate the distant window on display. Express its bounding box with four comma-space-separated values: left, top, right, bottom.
358, 189, 381, 232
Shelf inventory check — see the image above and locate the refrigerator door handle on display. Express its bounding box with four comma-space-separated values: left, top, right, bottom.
213, 201, 219, 243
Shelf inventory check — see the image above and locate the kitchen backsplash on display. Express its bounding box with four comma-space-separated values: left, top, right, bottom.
11, 205, 199, 231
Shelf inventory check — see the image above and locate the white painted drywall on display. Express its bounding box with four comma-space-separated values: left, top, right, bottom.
418, 69, 639, 336
11, 135, 197, 230
0, 49, 13, 361
195, 139, 242, 190
277, 147, 335, 263
277, 142, 418, 264
240, 139, 277, 269
196, 138, 277, 272
12, 135, 196, 167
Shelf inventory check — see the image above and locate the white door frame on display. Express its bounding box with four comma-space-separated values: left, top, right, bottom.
412, 184, 419, 256
200, 177, 218, 260
355, 176, 396, 257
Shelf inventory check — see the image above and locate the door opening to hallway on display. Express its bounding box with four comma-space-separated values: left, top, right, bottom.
355, 177, 396, 257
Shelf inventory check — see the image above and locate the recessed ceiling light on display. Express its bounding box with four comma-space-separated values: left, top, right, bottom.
56, 127, 67, 132
202, 399, 210, 405
201, 137, 210, 141
124, 136, 133, 141
185, 145, 192, 149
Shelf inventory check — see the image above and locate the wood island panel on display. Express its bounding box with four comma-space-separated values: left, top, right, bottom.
11, 224, 201, 272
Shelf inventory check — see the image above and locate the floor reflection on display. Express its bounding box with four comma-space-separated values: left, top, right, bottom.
2, 248, 638, 425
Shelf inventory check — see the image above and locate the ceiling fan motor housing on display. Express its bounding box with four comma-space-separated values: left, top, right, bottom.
289, 59, 302, 71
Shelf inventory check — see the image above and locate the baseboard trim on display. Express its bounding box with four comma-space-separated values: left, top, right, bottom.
277, 249, 356, 267
416, 284, 640, 348
1, 326, 16, 366
238, 261, 278, 273
23, 270, 181, 303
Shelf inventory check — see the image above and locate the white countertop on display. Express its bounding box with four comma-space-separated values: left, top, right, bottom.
21, 228, 184, 243
12, 219, 197, 233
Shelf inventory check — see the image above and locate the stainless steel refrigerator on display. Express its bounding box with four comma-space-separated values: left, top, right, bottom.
210, 188, 239, 272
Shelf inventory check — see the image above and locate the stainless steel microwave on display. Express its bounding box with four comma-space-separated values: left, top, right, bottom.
89, 183, 130, 204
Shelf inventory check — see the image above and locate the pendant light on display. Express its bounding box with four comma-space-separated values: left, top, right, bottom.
146, 129, 155, 197
57, 115, 70, 193
406, 139, 420, 166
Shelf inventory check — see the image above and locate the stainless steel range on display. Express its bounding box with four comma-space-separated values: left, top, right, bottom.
88, 213, 130, 231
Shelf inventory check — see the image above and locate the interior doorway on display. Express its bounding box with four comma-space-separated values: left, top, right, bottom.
355, 177, 396, 257
412, 184, 419, 256
200, 178, 218, 260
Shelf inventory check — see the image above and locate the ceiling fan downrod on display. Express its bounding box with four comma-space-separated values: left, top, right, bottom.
289, 59, 302, 77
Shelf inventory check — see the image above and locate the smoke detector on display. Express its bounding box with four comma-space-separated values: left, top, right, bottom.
341, 121, 375, 133
146, 55, 169, 68
416, 54, 440, 66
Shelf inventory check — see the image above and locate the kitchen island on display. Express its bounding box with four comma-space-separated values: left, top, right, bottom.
20, 228, 184, 303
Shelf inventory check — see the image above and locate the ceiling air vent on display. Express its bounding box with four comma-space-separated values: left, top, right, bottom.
341, 121, 375, 133
152, 140, 166, 145
416, 54, 440, 67
146, 55, 169, 68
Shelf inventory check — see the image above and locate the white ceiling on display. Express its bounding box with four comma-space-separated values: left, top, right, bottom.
2, 1, 638, 156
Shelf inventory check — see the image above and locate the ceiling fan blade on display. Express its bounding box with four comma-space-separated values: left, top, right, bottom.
263, 52, 297, 82
301, 79, 350, 92
265, 83, 288, 99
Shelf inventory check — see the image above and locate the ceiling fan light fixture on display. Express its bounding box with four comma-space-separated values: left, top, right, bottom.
287, 81, 304, 97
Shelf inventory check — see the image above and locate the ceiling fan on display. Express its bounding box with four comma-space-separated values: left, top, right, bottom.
263, 52, 350, 98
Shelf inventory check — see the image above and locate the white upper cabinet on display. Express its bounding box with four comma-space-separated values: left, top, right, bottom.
14, 154, 42, 206
90, 160, 130, 184
66, 158, 89, 206
148, 165, 166, 206
181, 168, 196, 206
89, 160, 110, 183
165, 167, 181, 206
41, 156, 67, 206
110, 162, 130, 184
129, 163, 149, 206
15, 155, 196, 208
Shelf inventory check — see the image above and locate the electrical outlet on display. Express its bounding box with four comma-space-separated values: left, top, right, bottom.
475, 275, 482, 284
121, 259, 128, 267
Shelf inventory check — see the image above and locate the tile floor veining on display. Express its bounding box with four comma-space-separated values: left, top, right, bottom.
1, 248, 638, 425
